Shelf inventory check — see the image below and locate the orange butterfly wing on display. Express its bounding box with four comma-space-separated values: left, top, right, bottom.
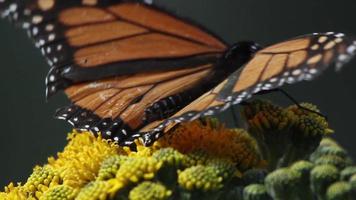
140, 32, 356, 145
56, 64, 215, 145
1, 1, 227, 97
2, 0, 230, 145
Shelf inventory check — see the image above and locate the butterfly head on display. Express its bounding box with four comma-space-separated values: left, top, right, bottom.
222, 41, 262, 70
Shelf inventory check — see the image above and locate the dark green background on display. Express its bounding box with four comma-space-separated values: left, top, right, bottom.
0, 0, 356, 187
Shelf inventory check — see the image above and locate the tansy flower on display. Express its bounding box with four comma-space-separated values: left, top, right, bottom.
75, 181, 113, 200
243, 184, 271, 200
157, 119, 262, 171
39, 185, 78, 200
241, 100, 332, 170
326, 181, 353, 200
314, 155, 350, 170
310, 145, 348, 162
23, 166, 62, 198
310, 164, 340, 200
152, 148, 186, 168
0, 183, 32, 200
97, 155, 128, 181
289, 160, 315, 199
1, 100, 355, 200
178, 165, 224, 191
265, 168, 303, 200
109, 157, 163, 193
340, 166, 356, 181
128, 182, 172, 200
47, 131, 124, 187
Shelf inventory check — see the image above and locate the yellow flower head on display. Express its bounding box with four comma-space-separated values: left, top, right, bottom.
39, 185, 78, 200
152, 147, 186, 168
0, 183, 30, 200
47, 131, 124, 187
288, 103, 333, 137
178, 165, 224, 191
76, 181, 113, 200
109, 157, 163, 193
23, 166, 62, 198
97, 155, 128, 181
242, 99, 295, 132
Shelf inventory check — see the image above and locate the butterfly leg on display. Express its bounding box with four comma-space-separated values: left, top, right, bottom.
255, 89, 328, 120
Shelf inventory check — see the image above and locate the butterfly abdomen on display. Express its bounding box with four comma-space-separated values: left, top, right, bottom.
143, 85, 209, 123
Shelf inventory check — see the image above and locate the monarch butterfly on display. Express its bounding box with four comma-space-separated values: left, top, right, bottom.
1, 0, 355, 146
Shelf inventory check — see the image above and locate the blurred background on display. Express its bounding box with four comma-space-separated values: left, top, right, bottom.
0, 0, 355, 187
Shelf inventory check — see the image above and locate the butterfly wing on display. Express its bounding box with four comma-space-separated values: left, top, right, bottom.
1, 0, 227, 97
1, 0, 229, 145
55, 64, 219, 145
141, 32, 356, 145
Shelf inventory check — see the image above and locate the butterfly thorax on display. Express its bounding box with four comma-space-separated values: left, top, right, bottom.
220, 41, 262, 72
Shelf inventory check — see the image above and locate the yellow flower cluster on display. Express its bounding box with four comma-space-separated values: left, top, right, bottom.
23, 166, 62, 198
178, 165, 224, 191
110, 157, 163, 192
47, 131, 123, 187
241, 100, 333, 170
2, 100, 353, 200
75, 181, 113, 200
39, 185, 78, 200
1, 116, 263, 199
1, 132, 123, 199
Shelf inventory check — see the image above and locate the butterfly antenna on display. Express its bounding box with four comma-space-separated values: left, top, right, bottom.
272, 88, 328, 120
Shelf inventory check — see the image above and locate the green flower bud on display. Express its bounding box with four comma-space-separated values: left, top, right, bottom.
340, 166, 356, 181
24, 166, 61, 194
319, 138, 340, 147
290, 160, 314, 199
315, 155, 349, 170
129, 181, 172, 200
206, 158, 237, 180
243, 184, 271, 200
97, 155, 127, 181
265, 168, 302, 200
290, 160, 314, 177
116, 157, 162, 185
310, 145, 348, 162
183, 151, 212, 167
326, 181, 353, 200
40, 185, 78, 200
152, 148, 185, 168
178, 165, 223, 191
76, 181, 112, 200
310, 164, 340, 199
